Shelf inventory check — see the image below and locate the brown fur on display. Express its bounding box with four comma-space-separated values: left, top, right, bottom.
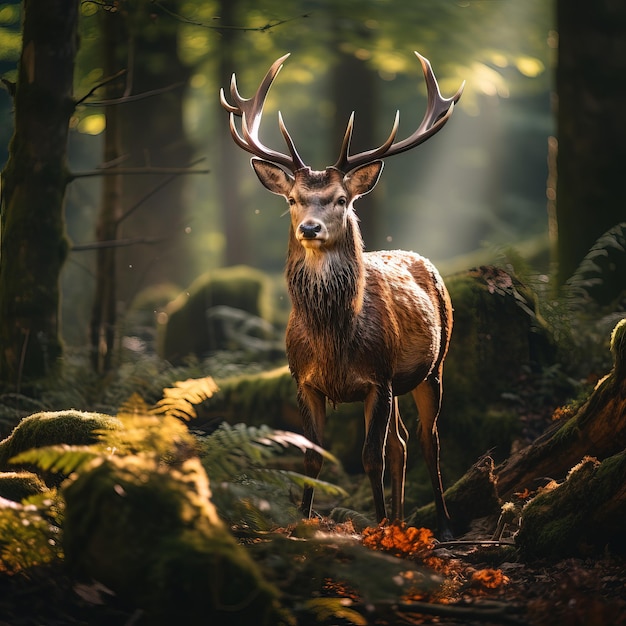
252, 160, 454, 538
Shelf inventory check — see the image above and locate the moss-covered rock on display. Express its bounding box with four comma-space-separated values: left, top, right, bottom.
0, 471, 47, 502
63, 455, 289, 625
0, 410, 120, 472
158, 265, 284, 363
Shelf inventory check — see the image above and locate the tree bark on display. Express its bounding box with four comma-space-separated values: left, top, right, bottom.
330, 49, 381, 250
115, 0, 194, 300
89, 7, 125, 373
555, 0, 626, 285
0, 0, 78, 387
216, 0, 248, 266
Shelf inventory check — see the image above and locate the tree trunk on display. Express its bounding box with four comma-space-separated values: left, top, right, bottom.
115, 0, 194, 301
330, 50, 381, 250
0, 0, 78, 387
555, 0, 626, 285
89, 7, 125, 373
217, 0, 248, 266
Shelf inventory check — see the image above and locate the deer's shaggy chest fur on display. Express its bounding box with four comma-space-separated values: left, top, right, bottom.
285, 249, 447, 404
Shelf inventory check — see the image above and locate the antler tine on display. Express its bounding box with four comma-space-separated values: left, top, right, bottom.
220, 53, 306, 172
278, 111, 306, 171
335, 52, 464, 173
333, 111, 400, 172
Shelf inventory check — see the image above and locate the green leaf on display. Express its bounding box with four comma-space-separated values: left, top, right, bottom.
10, 445, 99, 475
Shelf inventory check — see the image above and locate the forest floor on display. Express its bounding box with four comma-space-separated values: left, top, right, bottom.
1, 521, 624, 626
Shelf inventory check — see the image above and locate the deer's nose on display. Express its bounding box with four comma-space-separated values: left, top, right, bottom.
299, 222, 322, 239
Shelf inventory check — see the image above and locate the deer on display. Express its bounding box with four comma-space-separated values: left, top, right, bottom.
220, 52, 464, 539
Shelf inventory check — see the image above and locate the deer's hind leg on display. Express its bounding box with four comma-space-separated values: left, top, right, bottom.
386, 396, 408, 521
412, 371, 452, 539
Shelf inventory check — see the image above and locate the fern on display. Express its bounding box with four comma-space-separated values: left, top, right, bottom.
152, 376, 219, 420
198, 422, 338, 482
198, 423, 347, 528
0, 490, 64, 574
566, 221, 626, 307
10, 445, 99, 475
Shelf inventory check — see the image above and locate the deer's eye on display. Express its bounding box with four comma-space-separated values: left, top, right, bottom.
337, 196, 347, 207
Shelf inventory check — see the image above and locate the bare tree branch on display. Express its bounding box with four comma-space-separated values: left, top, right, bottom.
117, 157, 206, 225
72, 236, 168, 252
81, 81, 186, 107
69, 165, 209, 181
74, 69, 127, 107
151, 0, 311, 32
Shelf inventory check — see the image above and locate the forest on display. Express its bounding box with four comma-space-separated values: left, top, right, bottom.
0, 0, 625, 624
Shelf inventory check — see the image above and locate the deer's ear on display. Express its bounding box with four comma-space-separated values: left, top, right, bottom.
344, 160, 383, 199
251, 158, 294, 196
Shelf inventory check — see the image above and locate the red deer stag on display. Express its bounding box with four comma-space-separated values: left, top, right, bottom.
220, 52, 463, 539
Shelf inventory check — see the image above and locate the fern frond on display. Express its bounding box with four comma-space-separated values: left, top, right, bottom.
118, 392, 151, 418
151, 376, 219, 420
200, 423, 337, 472
329, 507, 375, 531
10, 445, 99, 475
249, 468, 348, 498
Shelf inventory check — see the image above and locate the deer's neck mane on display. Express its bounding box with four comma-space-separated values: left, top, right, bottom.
286, 224, 365, 335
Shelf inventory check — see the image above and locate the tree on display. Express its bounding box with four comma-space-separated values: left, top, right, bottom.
0, 0, 79, 387
555, 0, 626, 285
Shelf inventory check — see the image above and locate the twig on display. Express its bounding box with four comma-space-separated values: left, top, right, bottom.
81, 81, 185, 107
74, 69, 127, 107
151, 0, 310, 32
117, 156, 206, 225
434, 539, 517, 549
366, 599, 528, 625
72, 236, 167, 252
69, 166, 209, 180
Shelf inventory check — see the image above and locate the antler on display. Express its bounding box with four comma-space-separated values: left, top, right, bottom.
333, 52, 465, 173
219, 53, 307, 173
220, 52, 464, 175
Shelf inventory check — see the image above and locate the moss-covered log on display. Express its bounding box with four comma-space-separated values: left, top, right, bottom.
517, 452, 626, 558
495, 318, 626, 501
412, 319, 626, 538
0, 0, 78, 385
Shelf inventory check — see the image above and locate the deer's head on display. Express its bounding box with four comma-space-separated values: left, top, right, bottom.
220, 53, 464, 252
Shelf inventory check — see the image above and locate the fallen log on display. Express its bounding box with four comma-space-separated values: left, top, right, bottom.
410, 318, 626, 541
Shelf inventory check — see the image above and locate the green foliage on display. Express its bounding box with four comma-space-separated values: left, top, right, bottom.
566, 222, 626, 308
197, 422, 347, 528
0, 491, 64, 574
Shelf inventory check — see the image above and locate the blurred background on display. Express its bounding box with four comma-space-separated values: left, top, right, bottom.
1, 0, 555, 348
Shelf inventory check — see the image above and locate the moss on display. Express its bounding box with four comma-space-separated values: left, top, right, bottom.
158, 265, 281, 363
0, 410, 120, 471
610, 317, 626, 380
0, 471, 47, 502
517, 452, 626, 559
63, 455, 290, 625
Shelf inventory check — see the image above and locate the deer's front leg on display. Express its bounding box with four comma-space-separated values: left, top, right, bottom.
298, 384, 327, 518
363, 383, 393, 522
